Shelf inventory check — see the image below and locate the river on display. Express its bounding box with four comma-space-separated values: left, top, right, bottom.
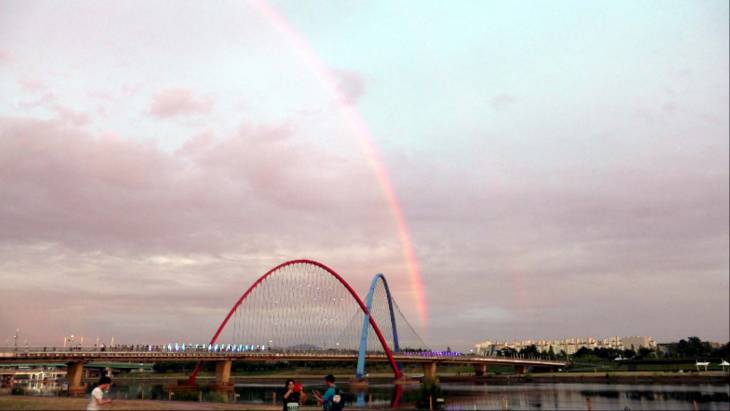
11, 378, 730, 410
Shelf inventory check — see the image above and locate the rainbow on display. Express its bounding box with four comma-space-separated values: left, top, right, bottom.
251, 0, 428, 328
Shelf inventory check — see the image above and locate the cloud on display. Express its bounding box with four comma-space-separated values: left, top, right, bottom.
16, 93, 91, 126
17, 78, 46, 92
0, 114, 416, 345
0, 49, 11, 65
489, 94, 517, 110
1, 110, 728, 346
51, 105, 91, 126
1, 0, 728, 350
332, 69, 365, 105
0, 116, 392, 255
149, 88, 214, 118
0, 111, 727, 347
17, 92, 56, 110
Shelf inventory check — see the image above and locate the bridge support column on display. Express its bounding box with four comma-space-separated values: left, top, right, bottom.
66, 361, 86, 396
475, 364, 488, 377
515, 365, 526, 375
210, 360, 234, 397
423, 362, 438, 382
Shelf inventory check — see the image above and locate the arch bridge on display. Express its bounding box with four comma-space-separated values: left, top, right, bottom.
1, 259, 567, 395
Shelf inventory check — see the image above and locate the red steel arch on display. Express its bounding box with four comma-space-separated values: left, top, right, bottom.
189, 259, 403, 382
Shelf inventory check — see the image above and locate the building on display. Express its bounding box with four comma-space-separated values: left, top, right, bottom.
621, 336, 657, 351
475, 336, 656, 355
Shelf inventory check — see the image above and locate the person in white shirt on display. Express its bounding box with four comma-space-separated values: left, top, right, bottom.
87, 376, 112, 411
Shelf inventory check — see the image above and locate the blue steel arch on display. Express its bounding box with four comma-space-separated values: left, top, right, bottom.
356, 273, 400, 379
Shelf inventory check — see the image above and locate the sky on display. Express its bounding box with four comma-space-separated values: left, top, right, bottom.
0, 0, 728, 350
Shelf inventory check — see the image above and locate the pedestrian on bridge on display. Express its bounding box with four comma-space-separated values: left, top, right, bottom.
87, 376, 112, 411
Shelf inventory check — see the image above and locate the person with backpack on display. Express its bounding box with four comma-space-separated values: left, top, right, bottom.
312, 374, 344, 411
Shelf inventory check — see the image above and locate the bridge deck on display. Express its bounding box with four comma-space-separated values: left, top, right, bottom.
0, 351, 566, 368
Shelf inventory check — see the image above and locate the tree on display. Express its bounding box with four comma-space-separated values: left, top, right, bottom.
677, 336, 713, 358
712, 342, 730, 358
573, 347, 592, 358
637, 347, 655, 359
498, 347, 517, 357
519, 345, 540, 357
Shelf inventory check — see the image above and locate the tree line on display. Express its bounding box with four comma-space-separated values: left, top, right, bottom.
504, 336, 730, 361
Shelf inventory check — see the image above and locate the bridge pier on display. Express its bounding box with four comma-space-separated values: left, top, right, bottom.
66, 361, 86, 396
475, 364, 488, 377
515, 365, 526, 375
422, 362, 438, 382
209, 360, 234, 395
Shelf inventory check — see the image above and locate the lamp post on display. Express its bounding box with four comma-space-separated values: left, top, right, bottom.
13, 329, 19, 352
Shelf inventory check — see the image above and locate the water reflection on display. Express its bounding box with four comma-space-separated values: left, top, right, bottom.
436, 383, 730, 410
10, 379, 730, 410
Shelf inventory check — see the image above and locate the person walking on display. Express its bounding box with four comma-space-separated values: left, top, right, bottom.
312, 374, 343, 411
87, 376, 112, 411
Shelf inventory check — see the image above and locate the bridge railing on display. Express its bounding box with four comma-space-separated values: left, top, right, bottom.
0, 347, 566, 365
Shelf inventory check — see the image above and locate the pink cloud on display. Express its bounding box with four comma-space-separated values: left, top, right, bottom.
51, 105, 91, 126
18, 92, 56, 110
0, 116, 391, 255
16, 92, 91, 126
17, 78, 46, 92
1, 102, 727, 346
0, 49, 11, 65
87, 90, 117, 102
149, 88, 214, 118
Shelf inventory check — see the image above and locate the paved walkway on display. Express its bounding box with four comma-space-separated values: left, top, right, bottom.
0, 396, 313, 410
